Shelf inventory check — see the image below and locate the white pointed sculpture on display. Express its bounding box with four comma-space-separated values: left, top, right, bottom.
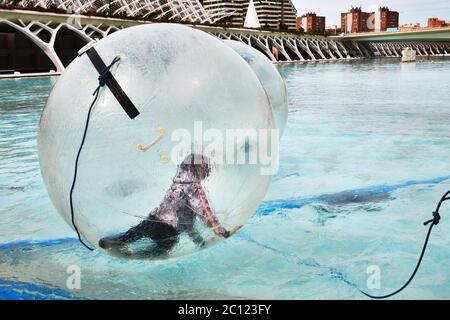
244, 0, 261, 29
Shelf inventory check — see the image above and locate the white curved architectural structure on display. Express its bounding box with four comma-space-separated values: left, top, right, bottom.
0, 6, 449, 76
1, 0, 231, 24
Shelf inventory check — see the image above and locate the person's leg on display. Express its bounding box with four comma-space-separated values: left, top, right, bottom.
133, 235, 179, 259
100, 216, 180, 259
99, 219, 154, 249
133, 221, 179, 258
106, 232, 179, 260
143, 222, 179, 258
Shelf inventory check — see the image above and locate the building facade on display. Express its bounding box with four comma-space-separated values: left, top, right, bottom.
254, 0, 297, 30
202, 0, 297, 30
296, 12, 325, 33
400, 23, 421, 31
201, 0, 245, 26
325, 25, 340, 35
374, 6, 399, 32
341, 6, 399, 34
427, 18, 448, 28
341, 7, 371, 34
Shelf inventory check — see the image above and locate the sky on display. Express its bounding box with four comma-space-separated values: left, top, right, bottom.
291, 0, 450, 26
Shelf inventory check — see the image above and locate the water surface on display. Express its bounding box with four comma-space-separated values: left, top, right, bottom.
1, 58, 449, 299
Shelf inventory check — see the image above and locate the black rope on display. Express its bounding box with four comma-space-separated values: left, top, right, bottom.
86, 48, 139, 119
69, 56, 121, 251
360, 190, 449, 299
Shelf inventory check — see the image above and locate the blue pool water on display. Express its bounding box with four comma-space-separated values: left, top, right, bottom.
1, 58, 450, 299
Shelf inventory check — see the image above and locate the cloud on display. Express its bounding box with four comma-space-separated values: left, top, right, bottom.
291, 0, 450, 26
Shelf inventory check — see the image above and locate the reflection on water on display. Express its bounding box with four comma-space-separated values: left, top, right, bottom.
1, 58, 450, 299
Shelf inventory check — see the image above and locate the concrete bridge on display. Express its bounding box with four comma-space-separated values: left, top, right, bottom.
1, 8, 449, 77
333, 27, 450, 58
337, 27, 450, 42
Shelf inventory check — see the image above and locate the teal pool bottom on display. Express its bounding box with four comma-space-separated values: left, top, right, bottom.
1, 58, 450, 299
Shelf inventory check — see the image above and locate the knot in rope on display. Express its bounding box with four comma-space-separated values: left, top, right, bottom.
94, 56, 121, 95
424, 211, 441, 226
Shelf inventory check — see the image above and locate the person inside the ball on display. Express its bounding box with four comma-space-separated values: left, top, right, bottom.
99, 153, 241, 258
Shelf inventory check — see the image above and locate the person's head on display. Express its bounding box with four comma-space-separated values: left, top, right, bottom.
180, 154, 211, 180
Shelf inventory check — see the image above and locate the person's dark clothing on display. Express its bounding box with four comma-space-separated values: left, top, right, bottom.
99, 154, 229, 258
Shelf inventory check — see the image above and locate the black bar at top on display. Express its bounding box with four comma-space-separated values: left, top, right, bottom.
86, 47, 140, 120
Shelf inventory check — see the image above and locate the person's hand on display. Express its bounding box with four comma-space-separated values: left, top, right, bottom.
228, 225, 243, 236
